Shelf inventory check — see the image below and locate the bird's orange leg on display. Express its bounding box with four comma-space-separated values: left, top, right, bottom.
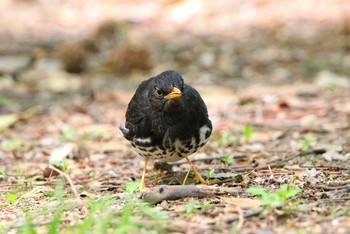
185, 157, 207, 184
139, 159, 148, 190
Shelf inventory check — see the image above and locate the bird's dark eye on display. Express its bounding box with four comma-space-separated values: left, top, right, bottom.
155, 86, 163, 96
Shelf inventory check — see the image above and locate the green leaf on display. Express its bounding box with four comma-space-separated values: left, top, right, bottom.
125, 181, 140, 195
277, 184, 301, 198
140, 205, 168, 220
0, 113, 19, 132
219, 154, 235, 164
6, 193, 17, 204
242, 124, 253, 141
204, 169, 215, 178
1, 140, 21, 150
17, 222, 37, 234
50, 161, 70, 171
186, 201, 196, 214
200, 201, 211, 210
0, 96, 9, 105
247, 187, 265, 196
62, 127, 77, 141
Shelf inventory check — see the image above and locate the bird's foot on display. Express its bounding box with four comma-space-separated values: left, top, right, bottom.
192, 167, 207, 185
139, 180, 147, 190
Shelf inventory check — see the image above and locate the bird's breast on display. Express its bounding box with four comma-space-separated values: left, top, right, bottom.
130, 124, 211, 162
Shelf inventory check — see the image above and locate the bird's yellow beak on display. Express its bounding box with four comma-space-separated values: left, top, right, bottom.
164, 87, 182, 99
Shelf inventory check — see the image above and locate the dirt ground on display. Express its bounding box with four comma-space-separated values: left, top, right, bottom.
0, 1, 350, 234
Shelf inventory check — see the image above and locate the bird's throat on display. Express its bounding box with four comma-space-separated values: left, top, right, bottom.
163, 98, 184, 113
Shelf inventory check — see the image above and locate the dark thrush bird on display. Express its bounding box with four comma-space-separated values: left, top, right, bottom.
120, 70, 212, 189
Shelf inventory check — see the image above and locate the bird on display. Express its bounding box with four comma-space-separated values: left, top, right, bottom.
120, 70, 212, 190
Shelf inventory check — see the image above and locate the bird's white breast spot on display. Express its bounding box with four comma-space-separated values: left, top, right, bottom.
134, 137, 152, 144
199, 125, 211, 145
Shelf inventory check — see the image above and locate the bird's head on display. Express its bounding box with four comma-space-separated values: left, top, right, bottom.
148, 70, 185, 113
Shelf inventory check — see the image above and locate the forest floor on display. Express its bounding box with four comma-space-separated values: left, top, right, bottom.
0, 1, 350, 233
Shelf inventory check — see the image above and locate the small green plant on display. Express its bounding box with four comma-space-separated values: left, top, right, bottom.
186, 201, 196, 214
200, 200, 211, 210
13, 166, 25, 174
298, 137, 316, 152
219, 153, 235, 165
203, 169, 215, 184
327, 82, 337, 91
203, 169, 215, 178
1, 140, 21, 150
83, 130, 107, 140
125, 181, 140, 195
16, 177, 29, 185
17, 221, 36, 234
186, 200, 211, 214
15, 174, 168, 233
220, 131, 238, 146
247, 184, 301, 215
0, 95, 9, 105
0, 170, 8, 180
303, 57, 330, 75
242, 124, 253, 141
62, 127, 77, 141
6, 193, 17, 205
50, 161, 70, 172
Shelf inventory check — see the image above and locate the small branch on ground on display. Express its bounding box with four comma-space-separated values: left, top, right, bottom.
310, 184, 350, 191
141, 185, 210, 203
172, 153, 247, 166
236, 205, 244, 231
326, 180, 350, 186
48, 165, 83, 205
141, 185, 241, 203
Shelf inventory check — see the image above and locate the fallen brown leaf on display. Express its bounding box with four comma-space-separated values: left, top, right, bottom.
220, 197, 262, 208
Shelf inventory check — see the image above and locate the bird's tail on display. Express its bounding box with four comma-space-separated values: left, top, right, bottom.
119, 125, 133, 140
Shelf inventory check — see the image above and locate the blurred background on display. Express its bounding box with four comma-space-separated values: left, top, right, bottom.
0, 0, 349, 109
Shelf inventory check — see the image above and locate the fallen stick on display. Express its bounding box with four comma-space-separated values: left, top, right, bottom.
48, 165, 82, 205
236, 205, 244, 231
141, 185, 241, 203
141, 185, 209, 203
172, 153, 248, 165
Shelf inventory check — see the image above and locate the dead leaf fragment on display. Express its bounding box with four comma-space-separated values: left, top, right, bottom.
221, 197, 262, 208
0, 113, 19, 131
49, 143, 79, 162
0, 108, 35, 132
322, 151, 349, 162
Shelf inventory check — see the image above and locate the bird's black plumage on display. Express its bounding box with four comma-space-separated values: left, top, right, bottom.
120, 70, 212, 163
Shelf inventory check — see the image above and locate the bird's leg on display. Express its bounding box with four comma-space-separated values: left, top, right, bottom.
139, 159, 148, 190
185, 157, 207, 184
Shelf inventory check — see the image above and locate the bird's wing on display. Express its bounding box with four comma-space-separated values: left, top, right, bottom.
183, 84, 209, 116
125, 79, 152, 125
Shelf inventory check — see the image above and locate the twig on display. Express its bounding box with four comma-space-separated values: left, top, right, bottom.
310, 184, 350, 191
48, 165, 82, 205
236, 205, 244, 231
319, 197, 350, 203
141, 185, 210, 203
326, 180, 350, 186
172, 153, 247, 166
141, 185, 241, 203
233, 151, 319, 172
225, 208, 263, 223
231, 163, 285, 172
267, 152, 302, 164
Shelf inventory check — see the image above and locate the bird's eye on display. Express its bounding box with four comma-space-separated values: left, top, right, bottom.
155, 87, 163, 96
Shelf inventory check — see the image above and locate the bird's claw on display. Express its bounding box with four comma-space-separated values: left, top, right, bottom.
139, 181, 147, 190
